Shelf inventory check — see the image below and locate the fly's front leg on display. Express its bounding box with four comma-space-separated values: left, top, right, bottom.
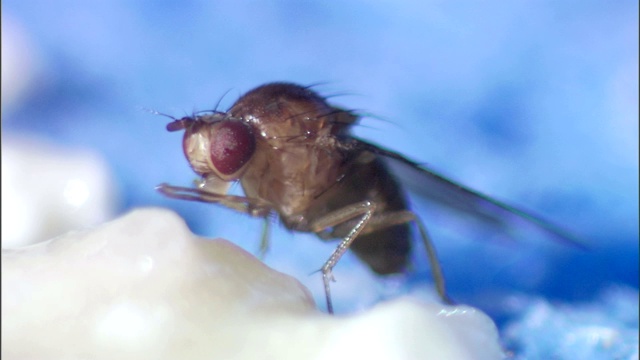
158, 183, 275, 258
309, 200, 377, 314
156, 183, 273, 218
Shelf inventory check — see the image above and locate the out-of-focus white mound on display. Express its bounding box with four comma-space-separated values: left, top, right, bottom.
1, 137, 118, 248
1, 208, 505, 360
2, 14, 118, 250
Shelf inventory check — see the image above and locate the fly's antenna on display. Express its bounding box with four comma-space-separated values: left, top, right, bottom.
138, 106, 190, 132
138, 106, 179, 121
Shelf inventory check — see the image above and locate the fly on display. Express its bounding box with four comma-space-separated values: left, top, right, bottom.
156, 82, 582, 314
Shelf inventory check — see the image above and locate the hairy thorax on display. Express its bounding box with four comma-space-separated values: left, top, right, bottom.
230, 83, 350, 223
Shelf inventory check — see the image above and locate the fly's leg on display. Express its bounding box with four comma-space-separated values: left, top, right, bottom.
309, 201, 377, 314
354, 209, 454, 305
157, 183, 273, 218
158, 183, 275, 259
159, 183, 453, 309
258, 218, 271, 259
413, 216, 454, 304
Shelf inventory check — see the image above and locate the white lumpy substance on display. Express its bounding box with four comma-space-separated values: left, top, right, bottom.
1, 137, 117, 248
1, 208, 505, 360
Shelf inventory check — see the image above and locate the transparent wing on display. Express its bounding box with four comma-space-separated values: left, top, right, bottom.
350, 137, 586, 248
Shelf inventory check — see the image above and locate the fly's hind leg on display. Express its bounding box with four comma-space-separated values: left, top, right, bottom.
361, 210, 454, 305
412, 215, 455, 305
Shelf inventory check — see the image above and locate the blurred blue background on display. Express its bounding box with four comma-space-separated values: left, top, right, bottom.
2, 0, 637, 351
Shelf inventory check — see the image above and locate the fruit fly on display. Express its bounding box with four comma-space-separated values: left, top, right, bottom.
157, 82, 580, 313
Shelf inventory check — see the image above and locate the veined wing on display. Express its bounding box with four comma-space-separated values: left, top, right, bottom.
349, 137, 586, 248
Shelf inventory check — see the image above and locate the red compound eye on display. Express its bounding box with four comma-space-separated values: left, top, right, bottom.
209, 120, 256, 176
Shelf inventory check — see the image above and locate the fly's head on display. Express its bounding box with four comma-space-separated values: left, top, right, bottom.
166, 112, 257, 186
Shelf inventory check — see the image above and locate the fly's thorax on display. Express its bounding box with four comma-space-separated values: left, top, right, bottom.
229, 83, 353, 145
239, 136, 350, 221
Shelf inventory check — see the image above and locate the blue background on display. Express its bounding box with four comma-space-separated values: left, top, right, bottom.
2, 0, 638, 351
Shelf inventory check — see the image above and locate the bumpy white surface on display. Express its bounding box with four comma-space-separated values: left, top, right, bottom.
1, 208, 505, 360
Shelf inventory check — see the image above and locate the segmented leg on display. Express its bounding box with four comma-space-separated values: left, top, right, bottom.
309, 201, 376, 313
311, 202, 453, 313
157, 183, 272, 217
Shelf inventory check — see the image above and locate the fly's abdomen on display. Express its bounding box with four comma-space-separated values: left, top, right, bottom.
330, 155, 413, 275
350, 224, 411, 275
